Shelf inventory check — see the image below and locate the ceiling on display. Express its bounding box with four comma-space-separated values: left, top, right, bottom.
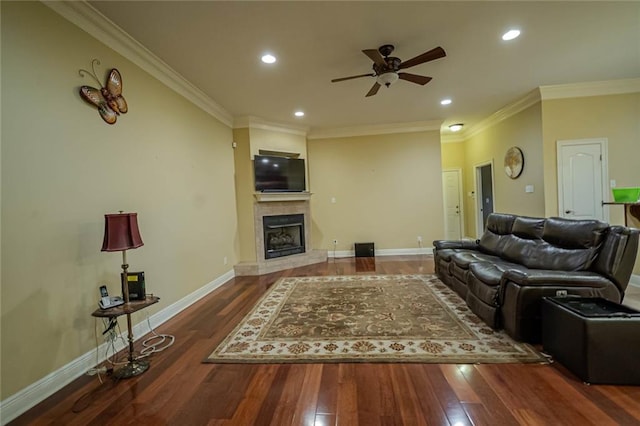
89, 1, 640, 135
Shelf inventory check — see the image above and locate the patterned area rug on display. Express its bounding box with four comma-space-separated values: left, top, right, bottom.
205, 274, 546, 364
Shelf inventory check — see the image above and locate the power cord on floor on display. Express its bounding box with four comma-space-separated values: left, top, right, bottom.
87, 311, 176, 379
77, 313, 176, 413
138, 314, 175, 357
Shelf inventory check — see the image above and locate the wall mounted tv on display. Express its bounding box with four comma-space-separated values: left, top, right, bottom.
254, 155, 306, 192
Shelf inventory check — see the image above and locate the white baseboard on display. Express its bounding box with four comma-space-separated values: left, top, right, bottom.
0, 269, 235, 425
327, 247, 433, 259
630, 274, 640, 288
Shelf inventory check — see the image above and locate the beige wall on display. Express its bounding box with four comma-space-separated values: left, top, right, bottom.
541, 93, 640, 273
441, 141, 465, 170
308, 131, 444, 251
1, 2, 237, 398
462, 103, 545, 237
249, 128, 307, 159
232, 128, 256, 262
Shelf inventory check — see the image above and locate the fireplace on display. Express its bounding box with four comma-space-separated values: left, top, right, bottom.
263, 214, 305, 259
234, 196, 326, 276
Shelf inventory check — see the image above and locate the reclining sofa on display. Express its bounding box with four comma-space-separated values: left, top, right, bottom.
433, 213, 639, 342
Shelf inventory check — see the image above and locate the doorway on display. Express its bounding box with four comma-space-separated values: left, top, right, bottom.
442, 169, 463, 239
557, 138, 609, 221
475, 162, 494, 237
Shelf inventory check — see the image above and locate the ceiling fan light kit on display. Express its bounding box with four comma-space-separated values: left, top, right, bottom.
377, 72, 399, 87
331, 44, 446, 97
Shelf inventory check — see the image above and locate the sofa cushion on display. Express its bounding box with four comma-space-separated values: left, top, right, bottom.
451, 251, 501, 269
512, 216, 546, 239
542, 217, 607, 250
469, 261, 528, 286
467, 261, 530, 310
502, 238, 541, 265
478, 213, 516, 256
525, 217, 608, 271
433, 239, 479, 251
500, 217, 545, 265
436, 248, 470, 262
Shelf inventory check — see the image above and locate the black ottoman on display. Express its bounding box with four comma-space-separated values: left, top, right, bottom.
542, 297, 640, 385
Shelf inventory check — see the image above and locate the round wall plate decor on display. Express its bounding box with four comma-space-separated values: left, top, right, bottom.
504, 146, 524, 179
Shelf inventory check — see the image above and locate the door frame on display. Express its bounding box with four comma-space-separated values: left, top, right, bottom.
556, 138, 609, 222
442, 168, 464, 239
474, 160, 495, 238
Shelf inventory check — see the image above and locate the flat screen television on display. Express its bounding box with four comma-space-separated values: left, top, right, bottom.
254, 155, 306, 192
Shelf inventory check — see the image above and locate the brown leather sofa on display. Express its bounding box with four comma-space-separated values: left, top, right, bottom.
433, 213, 639, 342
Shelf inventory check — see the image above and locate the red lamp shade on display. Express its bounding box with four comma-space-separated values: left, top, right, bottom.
101, 213, 144, 252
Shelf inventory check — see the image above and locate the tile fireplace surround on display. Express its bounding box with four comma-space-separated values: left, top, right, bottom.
234, 193, 327, 276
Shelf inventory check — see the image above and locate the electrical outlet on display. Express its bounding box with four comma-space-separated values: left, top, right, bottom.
223, 256, 228, 265
417, 236, 423, 243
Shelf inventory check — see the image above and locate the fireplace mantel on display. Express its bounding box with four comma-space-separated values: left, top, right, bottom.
254, 192, 312, 202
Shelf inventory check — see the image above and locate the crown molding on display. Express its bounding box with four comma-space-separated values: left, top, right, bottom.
456, 79, 639, 142
308, 120, 442, 140
463, 89, 541, 140
233, 116, 308, 136
44, 1, 234, 127
540, 78, 640, 100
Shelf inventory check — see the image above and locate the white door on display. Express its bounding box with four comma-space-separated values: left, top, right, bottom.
557, 139, 608, 221
442, 170, 463, 239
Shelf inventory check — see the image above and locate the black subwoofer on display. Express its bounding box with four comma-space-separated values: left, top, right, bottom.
354, 242, 375, 257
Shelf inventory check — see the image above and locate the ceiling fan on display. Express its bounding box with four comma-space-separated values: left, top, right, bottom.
331, 44, 446, 97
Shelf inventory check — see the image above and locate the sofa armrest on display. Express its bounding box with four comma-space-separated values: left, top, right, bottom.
499, 270, 622, 343
433, 239, 479, 250
501, 269, 613, 288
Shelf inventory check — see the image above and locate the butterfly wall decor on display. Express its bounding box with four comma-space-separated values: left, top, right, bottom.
78, 59, 128, 125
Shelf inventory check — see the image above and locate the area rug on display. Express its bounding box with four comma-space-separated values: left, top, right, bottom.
205, 274, 546, 364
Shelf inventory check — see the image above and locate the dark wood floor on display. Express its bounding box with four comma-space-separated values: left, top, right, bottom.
11, 256, 640, 425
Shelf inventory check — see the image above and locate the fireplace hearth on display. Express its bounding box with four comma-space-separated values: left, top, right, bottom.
263, 214, 305, 259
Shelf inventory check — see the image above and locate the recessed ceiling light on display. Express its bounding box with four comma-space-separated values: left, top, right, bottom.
294, 111, 305, 117
502, 29, 521, 41
261, 54, 276, 64
449, 123, 464, 132
440, 99, 452, 105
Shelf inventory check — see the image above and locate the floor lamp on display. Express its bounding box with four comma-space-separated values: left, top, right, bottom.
101, 211, 148, 379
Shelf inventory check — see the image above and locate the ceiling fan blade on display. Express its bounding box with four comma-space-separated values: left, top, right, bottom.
331, 73, 375, 83
366, 82, 381, 97
398, 73, 432, 85
362, 49, 386, 67
398, 46, 446, 70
